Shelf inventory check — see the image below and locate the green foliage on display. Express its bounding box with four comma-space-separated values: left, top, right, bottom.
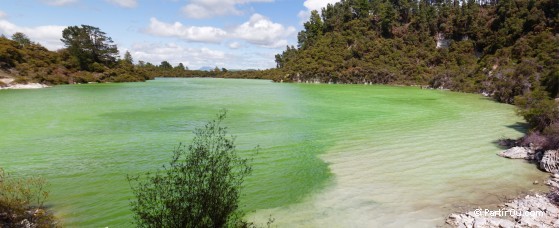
270, 0, 559, 105
0, 38, 23, 69
0, 26, 156, 85
544, 69, 559, 98
61, 25, 119, 71
298, 10, 324, 49
514, 90, 559, 131
159, 61, 173, 69
175, 63, 186, 71
128, 111, 253, 228
72, 71, 99, 84
0, 168, 56, 227
11, 32, 32, 48
123, 51, 133, 65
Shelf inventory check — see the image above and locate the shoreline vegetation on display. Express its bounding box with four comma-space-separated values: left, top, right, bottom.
1, 0, 558, 227
0, 168, 58, 228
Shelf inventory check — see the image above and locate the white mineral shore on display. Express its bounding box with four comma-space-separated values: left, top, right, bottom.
447, 147, 559, 227
446, 191, 559, 227
0, 78, 49, 90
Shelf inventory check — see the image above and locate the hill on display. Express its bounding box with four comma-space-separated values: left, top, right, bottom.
273, 0, 558, 104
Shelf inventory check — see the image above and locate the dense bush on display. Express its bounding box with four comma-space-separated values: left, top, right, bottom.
0, 168, 56, 227
514, 89, 559, 150
272, 0, 559, 103
514, 90, 559, 132
128, 111, 254, 228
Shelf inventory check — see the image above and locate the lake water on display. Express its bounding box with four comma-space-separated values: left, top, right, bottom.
0, 78, 547, 227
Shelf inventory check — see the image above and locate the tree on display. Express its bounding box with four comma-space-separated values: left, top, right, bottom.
128, 110, 253, 228
123, 51, 133, 65
298, 10, 324, 49
175, 63, 186, 71
159, 61, 172, 69
0, 37, 23, 69
61, 25, 119, 70
11, 32, 32, 47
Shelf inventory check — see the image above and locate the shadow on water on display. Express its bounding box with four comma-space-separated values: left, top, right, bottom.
491, 122, 529, 149
506, 122, 529, 134
492, 138, 516, 149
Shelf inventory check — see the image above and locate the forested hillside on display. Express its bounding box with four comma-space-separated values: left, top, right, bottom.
0, 26, 155, 85
275, 0, 558, 104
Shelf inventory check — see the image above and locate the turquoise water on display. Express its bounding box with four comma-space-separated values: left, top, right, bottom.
0, 78, 547, 227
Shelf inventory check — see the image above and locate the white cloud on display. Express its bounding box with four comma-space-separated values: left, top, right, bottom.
232, 14, 295, 48
0, 19, 65, 50
299, 0, 340, 22
145, 17, 227, 43
181, 0, 273, 19
0, 11, 6, 19
303, 0, 340, 11
129, 42, 227, 69
145, 15, 294, 48
129, 42, 276, 69
228, 42, 241, 49
41, 0, 78, 6
105, 0, 138, 8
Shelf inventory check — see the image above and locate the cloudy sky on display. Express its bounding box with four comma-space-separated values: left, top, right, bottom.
0, 0, 340, 69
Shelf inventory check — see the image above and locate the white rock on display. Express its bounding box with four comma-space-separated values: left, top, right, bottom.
540, 150, 559, 173
447, 193, 559, 228
0, 83, 49, 90
498, 147, 532, 159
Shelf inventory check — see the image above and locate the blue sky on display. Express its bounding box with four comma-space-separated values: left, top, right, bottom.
0, 0, 340, 69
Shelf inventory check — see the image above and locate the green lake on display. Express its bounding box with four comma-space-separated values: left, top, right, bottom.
0, 78, 548, 227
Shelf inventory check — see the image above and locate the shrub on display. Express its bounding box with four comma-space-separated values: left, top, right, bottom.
41, 73, 68, 85
543, 122, 559, 150
72, 71, 98, 84
514, 90, 559, 131
128, 110, 254, 228
518, 131, 550, 150
89, 62, 106, 73
0, 168, 56, 227
12, 77, 29, 84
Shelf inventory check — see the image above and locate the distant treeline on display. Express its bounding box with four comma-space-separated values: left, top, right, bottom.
0, 25, 277, 86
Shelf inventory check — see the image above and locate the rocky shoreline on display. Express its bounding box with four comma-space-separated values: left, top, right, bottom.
446, 147, 559, 227
0, 208, 58, 228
